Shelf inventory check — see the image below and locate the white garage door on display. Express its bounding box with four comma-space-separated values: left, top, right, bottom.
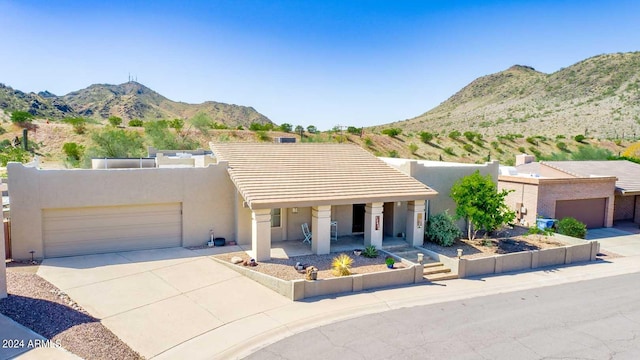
43, 203, 182, 258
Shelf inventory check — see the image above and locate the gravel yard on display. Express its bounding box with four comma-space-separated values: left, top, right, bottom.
214, 251, 404, 281
0, 265, 143, 360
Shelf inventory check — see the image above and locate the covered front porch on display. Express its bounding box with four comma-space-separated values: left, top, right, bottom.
240, 235, 411, 259
211, 142, 439, 261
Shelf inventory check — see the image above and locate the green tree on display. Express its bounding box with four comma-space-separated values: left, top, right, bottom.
450, 170, 515, 241
306, 125, 318, 134
10, 111, 34, 124
279, 123, 293, 132
108, 116, 123, 127
86, 128, 145, 159
145, 121, 197, 150
294, 125, 304, 134
0, 147, 30, 166
191, 113, 213, 135
347, 126, 362, 135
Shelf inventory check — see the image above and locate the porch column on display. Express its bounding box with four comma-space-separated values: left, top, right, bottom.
364, 202, 384, 248
251, 209, 272, 261
312, 205, 331, 255
406, 200, 426, 247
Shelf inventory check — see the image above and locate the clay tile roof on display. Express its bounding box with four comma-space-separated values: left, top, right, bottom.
210, 142, 438, 209
542, 160, 640, 194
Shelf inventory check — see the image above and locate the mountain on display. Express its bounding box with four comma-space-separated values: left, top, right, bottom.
0, 83, 75, 118
380, 52, 640, 139
1, 81, 272, 127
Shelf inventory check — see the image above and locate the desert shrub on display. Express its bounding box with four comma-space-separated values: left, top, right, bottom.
381, 128, 402, 137
526, 136, 538, 145
212, 122, 229, 130
363, 136, 374, 147
419, 131, 434, 143
0, 126, 5, 135
347, 126, 362, 135
448, 130, 461, 140
62, 142, 83, 161
279, 123, 292, 132
556, 217, 587, 239
255, 130, 270, 142
108, 116, 123, 127
362, 245, 378, 258
408, 143, 418, 154
332, 254, 353, 276
10, 111, 33, 125
574, 134, 586, 143
556, 141, 568, 151
388, 150, 398, 157
306, 125, 318, 134
0, 147, 30, 165
63, 117, 87, 134
556, 134, 566, 140
526, 226, 555, 236
443, 147, 455, 156
518, 146, 526, 153
425, 212, 461, 246
169, 118, 184, 131
463, 143, 474, 153
128, 119, 143, 127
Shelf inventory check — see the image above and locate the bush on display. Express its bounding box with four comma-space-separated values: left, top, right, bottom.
425, 212, 461, 246
128, 119, 143, 127
526, 136, 538, 145
362, 245, 378, 258
62, 142, 84, 161
448, 130, 461, 140
63, 117, 87, 134
556, 141, 568, 151
443, 147, 455, 156
332, 254, 353, 276
255, 130, 270, 141
347, 126, 362, 135
363, 137, 374, 147
10, 111, 33, 124
108, 116, 123, 127
419, 131, 434, 143
381, 128, 402, 137
574, 134, 586, 143
556, 217, 587, 239
408, 143, 418, 154
463, 143, 474, 153
279, 123, 292, 132
388, 150, 398, 158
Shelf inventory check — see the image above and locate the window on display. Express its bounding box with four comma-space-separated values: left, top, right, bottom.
271, 208, 281, 227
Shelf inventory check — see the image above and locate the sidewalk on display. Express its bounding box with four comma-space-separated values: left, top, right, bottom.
154, 255, 640, 360
0, 314, 79, 360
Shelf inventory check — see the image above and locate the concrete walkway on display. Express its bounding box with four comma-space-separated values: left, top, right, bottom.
11, 244, 636, 359
587, 226, 640, 256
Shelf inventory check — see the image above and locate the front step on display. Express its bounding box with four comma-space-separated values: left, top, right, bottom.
423, 263, 458, 282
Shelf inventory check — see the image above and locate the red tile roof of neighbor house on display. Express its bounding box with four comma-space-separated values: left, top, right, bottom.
209, 142, 438, 209
540, 160, 640, 195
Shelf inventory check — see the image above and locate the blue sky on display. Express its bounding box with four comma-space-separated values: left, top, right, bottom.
1, 0, 639, 130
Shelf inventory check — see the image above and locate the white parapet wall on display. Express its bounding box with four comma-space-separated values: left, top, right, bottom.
1, 216, 6, 299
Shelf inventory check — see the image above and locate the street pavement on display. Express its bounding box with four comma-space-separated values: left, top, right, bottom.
249, 272, 640, 360
3, 225, 640, 359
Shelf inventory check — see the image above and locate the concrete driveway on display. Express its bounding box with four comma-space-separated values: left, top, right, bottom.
36, 247, 291, 359
587, 225, 640, 256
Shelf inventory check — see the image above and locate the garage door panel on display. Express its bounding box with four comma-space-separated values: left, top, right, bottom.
555, 198, 605, 229
43, 203, 182, 258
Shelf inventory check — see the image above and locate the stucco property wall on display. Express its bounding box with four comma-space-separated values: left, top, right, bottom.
0, 218, 6, 299
8, 163, 236, 259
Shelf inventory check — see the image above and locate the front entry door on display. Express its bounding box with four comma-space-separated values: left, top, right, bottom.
352, 204, 365, 233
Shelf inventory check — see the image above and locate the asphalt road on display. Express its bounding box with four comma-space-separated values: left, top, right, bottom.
246, 273, 640, 359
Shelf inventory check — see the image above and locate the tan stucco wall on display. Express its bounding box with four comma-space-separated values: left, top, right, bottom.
8, 163, 236, 259
286, 207, 312, 241
383, 158, 499, 230
236, 192, 252, 245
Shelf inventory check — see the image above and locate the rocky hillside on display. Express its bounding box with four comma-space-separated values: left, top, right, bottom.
0, 81, 272, 128
378, 52, 640, 139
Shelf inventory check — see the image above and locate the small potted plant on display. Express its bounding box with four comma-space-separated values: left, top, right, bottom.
385, 256, 395, 269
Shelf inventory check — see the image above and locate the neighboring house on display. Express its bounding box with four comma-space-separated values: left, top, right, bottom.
8, 143, 441, 261
498, 155, 640, 228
